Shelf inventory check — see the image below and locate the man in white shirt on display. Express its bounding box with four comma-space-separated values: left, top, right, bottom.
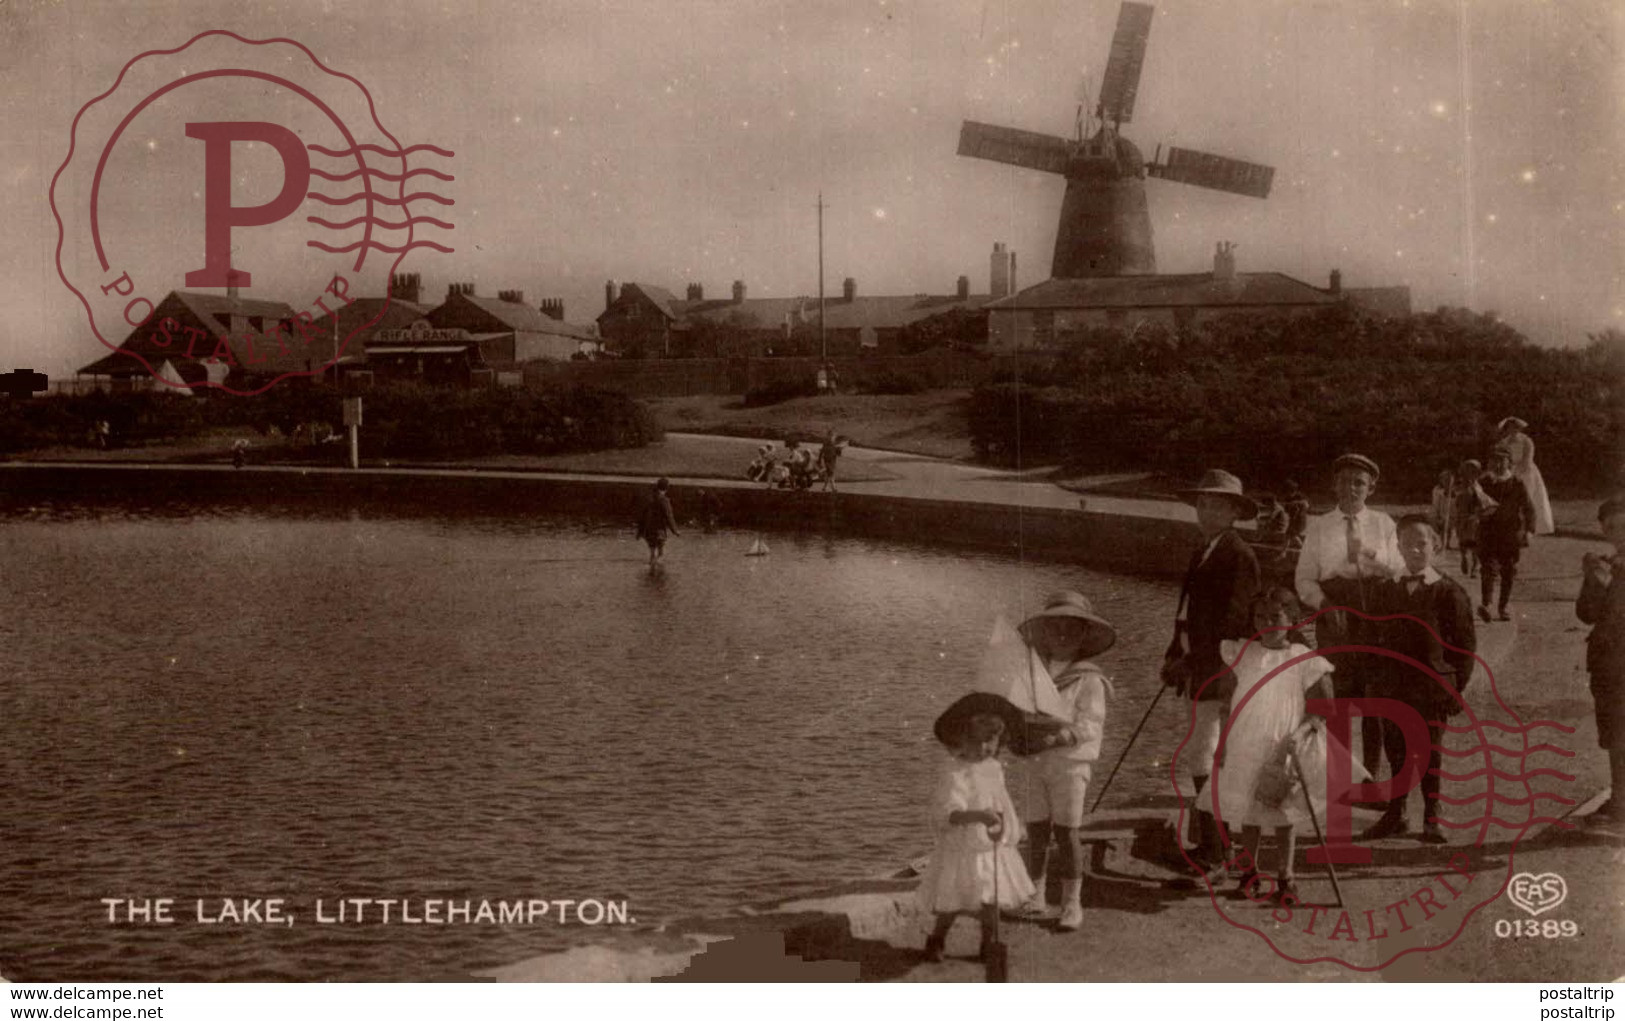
1293, 453, 1404, 773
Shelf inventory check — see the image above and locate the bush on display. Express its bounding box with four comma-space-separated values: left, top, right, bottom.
860, 369, 928, 395
742, 376, 817, 407
969, 311, 1621, 499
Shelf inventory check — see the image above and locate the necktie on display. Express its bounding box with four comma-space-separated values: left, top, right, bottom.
1344, 514, 1361, 565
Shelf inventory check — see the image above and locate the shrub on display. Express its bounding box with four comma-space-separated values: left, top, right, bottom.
860, 369, 928, 395
742, 376, 817, 407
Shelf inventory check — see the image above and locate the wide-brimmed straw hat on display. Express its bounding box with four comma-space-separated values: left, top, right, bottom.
1498, 416, 1529, 432
932, 691, 1026, 747
1333, 453, 1381, 480
1018, 591, 1118, 660
1177, 468, 1258, 520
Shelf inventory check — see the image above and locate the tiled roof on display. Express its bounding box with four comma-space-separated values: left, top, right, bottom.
985, 273, 1338, 310
78, 291, 302, 376
664, 292, 995, 332
626, 284, 684, 322
431, 292, 599, 340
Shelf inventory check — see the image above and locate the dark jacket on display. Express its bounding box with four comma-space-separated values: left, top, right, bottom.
1579, 560, 1624, 690
1371, 572, 1476, 714
1477, 473, 1532, 553
1169, 528, 1260, 702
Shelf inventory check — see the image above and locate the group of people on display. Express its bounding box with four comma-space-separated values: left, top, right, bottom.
744, 432, 845, 492
916, 418, 1613, 962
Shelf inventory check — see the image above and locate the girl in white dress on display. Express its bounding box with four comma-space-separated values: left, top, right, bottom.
918, 693, 1036, 962
1213, 587, 1336, 905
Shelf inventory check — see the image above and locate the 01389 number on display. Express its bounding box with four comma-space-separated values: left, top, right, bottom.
1494, 918, 1579, 939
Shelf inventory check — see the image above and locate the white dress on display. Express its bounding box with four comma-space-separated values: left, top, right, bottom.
916, 756, 1036, 914
1499, 431, 1555, 535
1213, 642, 1336, 832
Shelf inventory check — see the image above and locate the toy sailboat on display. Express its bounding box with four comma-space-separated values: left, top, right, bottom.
746, 536, 770, 557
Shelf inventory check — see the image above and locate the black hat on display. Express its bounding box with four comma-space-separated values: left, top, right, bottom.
932, 692, 1025, 748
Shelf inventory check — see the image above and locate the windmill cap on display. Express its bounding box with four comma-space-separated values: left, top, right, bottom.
1178, 468, 1258, 519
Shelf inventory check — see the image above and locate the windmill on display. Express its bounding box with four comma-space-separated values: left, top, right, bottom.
958, 1, 1275, 279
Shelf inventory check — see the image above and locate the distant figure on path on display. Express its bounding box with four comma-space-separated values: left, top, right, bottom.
1477, 448, 1533, 622
1293, 453, 1404, 775
1162, 469, 1260, 871
1495, 417, 1554, 535
818, 429, 843, 492
1578, 497, 1625, 825
1282, 480, 1310, 546
636, 477, 680, 568
1454, 458, 1485, 577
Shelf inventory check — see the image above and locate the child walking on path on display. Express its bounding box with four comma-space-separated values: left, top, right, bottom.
1478, 449, 1534, 622
1014, 592, 1115, 931
1454, 459, 1485, 576
918, 693, 1036, 962
1214, 587, 1338, 904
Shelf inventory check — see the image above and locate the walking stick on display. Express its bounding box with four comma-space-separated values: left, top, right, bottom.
1090, 683, 1167, 813
1287, 742, 1345, 909
985, 811, 1009, 983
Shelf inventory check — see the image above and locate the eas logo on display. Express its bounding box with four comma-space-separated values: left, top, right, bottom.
52, 31, 455, 395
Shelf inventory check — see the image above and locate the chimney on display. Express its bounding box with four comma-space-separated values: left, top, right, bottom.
732, 280, 746, 303
990, 242, 1016, 298
686, 283, 704, 301
390, 272, 422, 304
448, 282, 476, 297
1329, 268, 1343, 295
842, 277, 856, 302
956, 275, 970, 301
539, 298, 564, 320
226, 269, 242, 300
1213, 242, 1237, 281
498, 289, 525, 304
605, 280, 619, 311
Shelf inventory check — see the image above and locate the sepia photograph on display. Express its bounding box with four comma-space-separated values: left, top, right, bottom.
0, 0, 1620, 996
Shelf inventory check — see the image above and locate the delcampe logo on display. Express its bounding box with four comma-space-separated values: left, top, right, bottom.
51, 30, 455, 395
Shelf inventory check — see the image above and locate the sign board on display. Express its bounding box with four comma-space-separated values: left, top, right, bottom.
342, 397, 362, 428
373, 320, 472, 345
0, 369, 49, 399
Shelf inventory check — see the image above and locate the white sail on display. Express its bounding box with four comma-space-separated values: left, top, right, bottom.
746, 538, 769, 556
973, 616, 1069, 720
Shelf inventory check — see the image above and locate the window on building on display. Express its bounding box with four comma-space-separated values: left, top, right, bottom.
1033, 310, 1055, 346
626, 303, 641, 320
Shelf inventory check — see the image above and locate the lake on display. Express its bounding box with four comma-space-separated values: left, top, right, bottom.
0, 496, 1178, 979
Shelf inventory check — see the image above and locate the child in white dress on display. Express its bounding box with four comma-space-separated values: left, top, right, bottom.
1213, 587, 1336, 904
919, 693, 1036, 962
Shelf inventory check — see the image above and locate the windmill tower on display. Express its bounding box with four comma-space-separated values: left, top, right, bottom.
958, 2, 1276, 279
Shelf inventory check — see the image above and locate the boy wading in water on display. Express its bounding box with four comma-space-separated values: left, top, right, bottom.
635, 477, 680, 568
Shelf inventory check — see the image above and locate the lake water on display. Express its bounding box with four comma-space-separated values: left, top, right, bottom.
0, 496, 1177, 980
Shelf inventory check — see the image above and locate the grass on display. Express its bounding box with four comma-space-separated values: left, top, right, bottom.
647, 391, 975, 460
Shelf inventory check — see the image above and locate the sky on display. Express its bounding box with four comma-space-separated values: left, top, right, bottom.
2, 0, 1620, 378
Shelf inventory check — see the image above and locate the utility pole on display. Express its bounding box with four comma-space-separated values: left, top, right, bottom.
816, 192, 827, 363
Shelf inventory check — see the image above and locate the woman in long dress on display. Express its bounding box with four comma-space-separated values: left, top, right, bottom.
1496, 417, 1555, 535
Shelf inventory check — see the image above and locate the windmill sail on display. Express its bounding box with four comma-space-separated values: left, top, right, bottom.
1097, 2, 1155, 124
973, 616, 1069, 720
1150, 146, 1275, 199
958, 121, 1074, 175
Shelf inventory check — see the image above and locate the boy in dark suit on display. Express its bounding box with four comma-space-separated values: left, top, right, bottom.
1362, 514, 1476, 842
1163, 469, 1261, 868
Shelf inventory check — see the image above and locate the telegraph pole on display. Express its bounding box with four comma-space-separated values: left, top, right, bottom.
816, 192, 827, 362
